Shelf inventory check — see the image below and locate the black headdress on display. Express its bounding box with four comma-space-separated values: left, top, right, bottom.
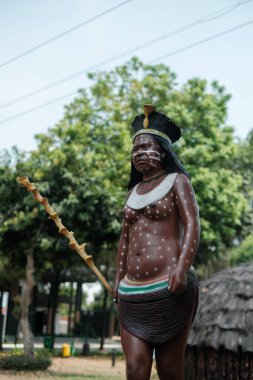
132, 104, 181, 145
128, 105, 189, 190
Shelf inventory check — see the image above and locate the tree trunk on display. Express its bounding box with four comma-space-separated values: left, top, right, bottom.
99, 287, 108, 351
99, 263, 109, 351
74, 282, 83, 325
67, 282, 74, 334
19, 250, 35, 357
46, 276, 60, 336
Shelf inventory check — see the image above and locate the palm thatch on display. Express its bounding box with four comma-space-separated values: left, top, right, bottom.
188, 263, 253, 353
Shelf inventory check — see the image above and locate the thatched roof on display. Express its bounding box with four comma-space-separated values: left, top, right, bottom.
188, 263, 253, 353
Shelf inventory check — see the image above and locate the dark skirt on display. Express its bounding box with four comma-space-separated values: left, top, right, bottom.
118, 270, 198, 345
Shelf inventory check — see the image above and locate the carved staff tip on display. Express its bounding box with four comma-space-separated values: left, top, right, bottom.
17, 176, 113, 294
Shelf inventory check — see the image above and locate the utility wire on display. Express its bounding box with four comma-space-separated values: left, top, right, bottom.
0, 92, 77, 124
0, 19, 252, 125
0, 0, 251, 110
0, 0, 132, 69
150, 20, 253, 63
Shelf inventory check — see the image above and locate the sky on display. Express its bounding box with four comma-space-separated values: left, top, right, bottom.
0, 0, 253, 153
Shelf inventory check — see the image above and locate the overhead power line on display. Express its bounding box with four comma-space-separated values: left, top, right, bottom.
150, 20, 253, 63
0, 0, 132, 69
0, 19, 252, 126
0, 0, 251, 110
0, 92, 77, 124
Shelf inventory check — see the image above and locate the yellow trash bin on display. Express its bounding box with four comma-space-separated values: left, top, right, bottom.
62, 343, 71, 357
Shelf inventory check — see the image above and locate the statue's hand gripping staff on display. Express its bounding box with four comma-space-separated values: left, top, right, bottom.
17, 176, 113, 294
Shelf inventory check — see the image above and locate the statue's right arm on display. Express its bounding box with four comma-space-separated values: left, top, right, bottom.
113, 219, 130, 302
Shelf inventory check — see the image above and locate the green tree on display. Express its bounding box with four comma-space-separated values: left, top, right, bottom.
233, 129, 253, 239
227, 129, 253, 269
30, 58, 247, 268
0, 57, 249, 352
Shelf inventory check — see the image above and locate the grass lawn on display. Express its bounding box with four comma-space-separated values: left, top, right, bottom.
0, 357, 160, 379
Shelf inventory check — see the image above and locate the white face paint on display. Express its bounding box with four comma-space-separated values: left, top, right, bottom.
132, 149, 162, 162
132, 134, 164, 172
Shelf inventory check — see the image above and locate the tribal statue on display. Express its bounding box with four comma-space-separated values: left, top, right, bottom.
113, 105, 200, 380
17, 176, 113, 294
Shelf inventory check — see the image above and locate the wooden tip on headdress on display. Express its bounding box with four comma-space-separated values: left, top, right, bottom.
143, 104, 155, 128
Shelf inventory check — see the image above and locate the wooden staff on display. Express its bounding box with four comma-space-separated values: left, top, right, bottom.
17, 176, 113, 294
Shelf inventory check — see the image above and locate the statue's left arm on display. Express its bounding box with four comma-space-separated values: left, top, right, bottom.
169, 173, 200, 293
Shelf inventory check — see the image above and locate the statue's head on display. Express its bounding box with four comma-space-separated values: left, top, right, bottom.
128, 105, 189, 190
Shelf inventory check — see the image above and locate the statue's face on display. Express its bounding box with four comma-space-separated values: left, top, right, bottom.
132, 134, 165, 174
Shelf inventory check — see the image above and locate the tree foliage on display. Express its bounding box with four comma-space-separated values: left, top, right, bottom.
0, 58, 250, 285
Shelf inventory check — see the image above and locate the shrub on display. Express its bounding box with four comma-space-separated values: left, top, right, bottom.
0, 354, 52, 371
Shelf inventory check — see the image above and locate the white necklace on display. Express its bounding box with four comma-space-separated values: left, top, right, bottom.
127, 173, 177, 209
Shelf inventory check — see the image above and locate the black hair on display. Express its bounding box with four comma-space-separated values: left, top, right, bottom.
127, 135, 190, 190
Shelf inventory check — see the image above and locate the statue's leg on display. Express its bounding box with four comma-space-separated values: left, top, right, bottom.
121, 326, 153, 380
155, 313, 194, 380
